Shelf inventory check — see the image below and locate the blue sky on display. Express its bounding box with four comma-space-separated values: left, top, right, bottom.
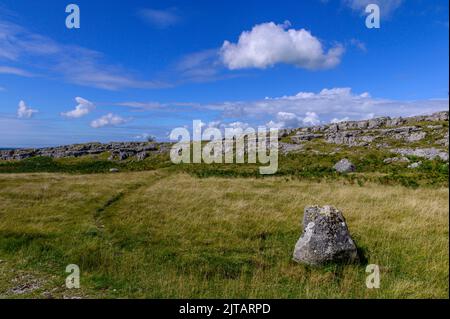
0, 0, 448, 147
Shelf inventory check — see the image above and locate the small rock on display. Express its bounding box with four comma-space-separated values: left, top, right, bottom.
408, 162, 422, 169
109, 168, 119, 173
293, 205, 358, 266
333, 158, 356, 173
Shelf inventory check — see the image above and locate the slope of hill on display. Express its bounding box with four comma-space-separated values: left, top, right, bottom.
1, 111, 448, 187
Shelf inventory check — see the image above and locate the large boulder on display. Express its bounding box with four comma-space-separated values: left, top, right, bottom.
293, 205, 359, 266
333, 158, 356, 173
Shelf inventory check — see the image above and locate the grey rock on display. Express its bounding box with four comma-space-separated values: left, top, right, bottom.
293, 205, 358, 266
391, 148, 448, 162
386, 117, 406, 127
408, 162, 422, 169
136, 151, 148, 161
436, 131, 449, 147
405, 131, 427, 143
291, 133, 323, 144
333, 159, 356, 173
427, 125, 443, 130
368, 117, 390, 129
325, 130, 365, 146
109, 168, 119, 173
426, 111, 449, 122
279, 142, 304, 155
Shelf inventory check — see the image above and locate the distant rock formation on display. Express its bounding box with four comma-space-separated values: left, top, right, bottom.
1, 111, 448, 162
0, 142, 169, 161
282, 111, 449, 161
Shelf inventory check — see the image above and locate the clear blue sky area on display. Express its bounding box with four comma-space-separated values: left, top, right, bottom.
0, 0, 448, 147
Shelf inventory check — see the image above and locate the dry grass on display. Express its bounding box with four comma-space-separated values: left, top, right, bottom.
0, 171, 448, 298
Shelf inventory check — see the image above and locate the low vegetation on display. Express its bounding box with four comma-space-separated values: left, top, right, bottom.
0, 171, 448, 298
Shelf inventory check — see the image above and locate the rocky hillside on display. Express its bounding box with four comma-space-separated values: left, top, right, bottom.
0, 142, 170, 161
279, 110, 449, 162
1, 111, 448, 163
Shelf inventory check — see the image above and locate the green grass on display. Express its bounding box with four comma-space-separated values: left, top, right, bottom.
1, 147, 447, 188
0, 171, 448, 298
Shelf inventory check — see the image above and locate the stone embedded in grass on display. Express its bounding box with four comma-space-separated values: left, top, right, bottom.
293, 205, 359, 266
408, 161, 422, 169
109, 168, 119, 173
333, 158, 356, 173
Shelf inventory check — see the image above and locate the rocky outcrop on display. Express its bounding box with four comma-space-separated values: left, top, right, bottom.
279, 142, 304, 155
290, 133, 323, 144
0, 142, 167, 161
390, 148, 449, 162
2, 111, 448, 161
293, 205, 359, 266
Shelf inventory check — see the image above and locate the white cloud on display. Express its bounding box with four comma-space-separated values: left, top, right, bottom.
303, 112, 321, 126
0, 65, 34, 77
206, 120, 251, 131
331, 117, 350, 123
135, 133, 155, 140
343, 0, 403, 16
90, 113, 128, 128
220, 21, 344, 70
174, 49, 225, 83
266, 111, 321, 129
0, 19, 166, 90
138, 8, 180, 29
197, 87, 448, 128
61, 97, 95, 118
266, 112, 302, 128
17, 100, 38, 118
116, 101, 163, 110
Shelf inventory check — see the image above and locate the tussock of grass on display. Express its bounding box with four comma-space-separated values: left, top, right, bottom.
0, 172, 448, 298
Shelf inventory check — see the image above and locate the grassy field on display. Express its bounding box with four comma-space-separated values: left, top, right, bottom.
0, 169, 448, 298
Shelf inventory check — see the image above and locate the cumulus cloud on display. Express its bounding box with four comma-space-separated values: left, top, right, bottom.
266, 111, 321, 128
220, 21, 344, 70
61, 97, 95, 118
303, 112, 321, 126
331, 116, 350, 123
17, 100, 38, 118
266, 112, 302, 128
90, 113, 128, 128
197, 87, 448, 128
343, 0, 403, 16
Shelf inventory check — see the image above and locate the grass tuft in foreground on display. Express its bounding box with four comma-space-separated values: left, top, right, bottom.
0, 171, 448, 298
